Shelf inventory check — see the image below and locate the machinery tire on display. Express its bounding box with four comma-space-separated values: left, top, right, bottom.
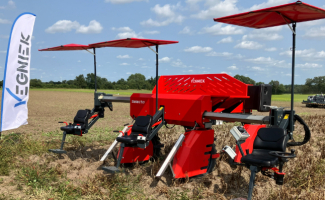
151, 134, 162, 161
206, 143, 217, 174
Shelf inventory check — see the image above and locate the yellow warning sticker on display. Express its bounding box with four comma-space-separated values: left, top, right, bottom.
159, 107, 163, 111
284, 114, 289, 119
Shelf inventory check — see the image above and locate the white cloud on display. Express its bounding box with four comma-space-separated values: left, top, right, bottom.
265, 47, 277, 51
250, 66, 265, 71
184, 46, 212, 53
117, 55, 131, 59
220, 71, 232, 75
172, 59, 189, 68
245, 57, 275, 65
296, 63, 322, 69
191, 0, 239, 19
280, 49, 325, 60
159, 57, 171, 63
179, 26, 194, 35
45, 20, 80, 33
141, 3, 185, 27
206, 51, 232, 57
249, 0, 291, 10
228, 65, 238, 70
0, 0, 15, 9
143, 30, 160, 35
235, 41, 263, 50
217, 36, 233, 43
0, 18, 11, 24
200, 24, 244, 35
112, 27, 133, 32
0, 50, 7, 53
8, 0, 15, 8
126, 72, 133, 74
112, 27, 140, 38
76, 20, 103, 34
304, 26, 325, 38
120, 63, 130, 65
46, 20, 102, 34
242, 33, 283, 41
105, 0, 148, 4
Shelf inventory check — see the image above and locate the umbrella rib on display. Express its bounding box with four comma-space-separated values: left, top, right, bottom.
276, 11, 296, 34
142, 41, 158, 55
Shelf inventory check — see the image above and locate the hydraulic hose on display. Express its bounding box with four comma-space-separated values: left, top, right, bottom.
287, 114, 311, 147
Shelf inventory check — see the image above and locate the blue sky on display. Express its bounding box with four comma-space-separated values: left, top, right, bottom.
1, 0, 325, 84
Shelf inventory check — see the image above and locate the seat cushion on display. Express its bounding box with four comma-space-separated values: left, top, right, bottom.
74, 110, 90, 125
253, 128, 287, 152
131, 116, 152, 135
61, 125, 74, 132
116, 135, 138, 144
241, 149, 279, 167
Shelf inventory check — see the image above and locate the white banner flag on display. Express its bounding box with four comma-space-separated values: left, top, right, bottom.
1, 13, 36, 132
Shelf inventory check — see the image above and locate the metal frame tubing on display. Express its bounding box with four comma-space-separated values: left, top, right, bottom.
290, 23, 296, 135
155, 45, 159, 112
93, 48, 97, 92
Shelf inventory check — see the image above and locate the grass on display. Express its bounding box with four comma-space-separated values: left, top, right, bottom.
29, 88, 152, 96
272, 94, 315, 102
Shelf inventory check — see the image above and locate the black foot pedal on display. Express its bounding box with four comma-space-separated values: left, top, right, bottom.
49, 149, 67, 154
102, 166, 120, 173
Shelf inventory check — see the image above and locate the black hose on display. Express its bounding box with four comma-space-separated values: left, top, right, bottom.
287, 114, 311, 147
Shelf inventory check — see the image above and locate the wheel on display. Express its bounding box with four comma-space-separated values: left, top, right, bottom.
206, 143, 217, 174
151, 134, 162, 161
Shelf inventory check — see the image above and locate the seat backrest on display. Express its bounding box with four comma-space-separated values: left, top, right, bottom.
74, 110, 90, 125
132, 115, 152, 135
253, 128, 287, 152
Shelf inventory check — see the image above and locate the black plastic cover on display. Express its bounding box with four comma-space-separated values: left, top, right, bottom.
244, 84, 272, 112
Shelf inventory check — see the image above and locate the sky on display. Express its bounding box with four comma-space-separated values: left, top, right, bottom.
1, 0, 325, 85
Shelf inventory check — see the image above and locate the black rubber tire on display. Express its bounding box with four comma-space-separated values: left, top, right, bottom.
206, 143, 217, 174
151, 134, 162, 161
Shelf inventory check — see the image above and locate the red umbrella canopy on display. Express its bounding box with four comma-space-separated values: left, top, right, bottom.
39, 43, 92, 51
89, 38, 178, 48
214, 1, 325, 29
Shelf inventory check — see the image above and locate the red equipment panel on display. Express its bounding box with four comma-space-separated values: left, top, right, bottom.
172, 129, 215, 178
152, 73, 248, 98
234, 124, 266, 163
130, 93, 212, 127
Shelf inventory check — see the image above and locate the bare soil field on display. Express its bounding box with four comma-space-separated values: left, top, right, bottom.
0, 91, 325, 199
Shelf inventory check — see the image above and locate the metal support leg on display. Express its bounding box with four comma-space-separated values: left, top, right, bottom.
247, 166, 258, 200
49, 132, 67, 154
102, 143, 125, 173
156, 134, 185, 178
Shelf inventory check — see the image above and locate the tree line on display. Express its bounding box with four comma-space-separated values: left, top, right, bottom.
0, 73, 323, 94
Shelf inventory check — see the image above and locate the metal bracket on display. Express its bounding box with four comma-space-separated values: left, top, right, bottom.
277, 12, 296, 34
85, 49, 95, 56
142, 42, 158, 55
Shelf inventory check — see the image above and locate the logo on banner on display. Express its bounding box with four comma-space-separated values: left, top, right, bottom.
7, 32, 31, 107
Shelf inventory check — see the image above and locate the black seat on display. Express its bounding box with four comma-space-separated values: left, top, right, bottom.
241, 128, 287, 167
61, 110, 91, 133
116, 115, 152, 144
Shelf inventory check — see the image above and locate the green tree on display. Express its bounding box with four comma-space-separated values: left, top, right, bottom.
127, 73, 146, 89
234, 75, 256, 85
74, 74, 87, 88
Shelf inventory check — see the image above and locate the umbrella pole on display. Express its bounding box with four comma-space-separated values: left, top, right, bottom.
290, 23, 296, 135
93, 48, 97, 92
156, 44, 159, 112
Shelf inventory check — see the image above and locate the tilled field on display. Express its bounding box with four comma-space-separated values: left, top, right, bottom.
0, 91, 325, 199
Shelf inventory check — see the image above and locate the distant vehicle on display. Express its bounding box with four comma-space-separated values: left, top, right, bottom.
302, 94, 325, 107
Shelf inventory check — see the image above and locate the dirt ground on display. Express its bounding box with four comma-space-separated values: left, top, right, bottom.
0, 91, 325, 199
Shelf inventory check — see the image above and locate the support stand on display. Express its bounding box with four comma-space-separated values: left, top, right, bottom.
102, 143, 125, 173
49, 132, 67, 154
247, 165, 258, 200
